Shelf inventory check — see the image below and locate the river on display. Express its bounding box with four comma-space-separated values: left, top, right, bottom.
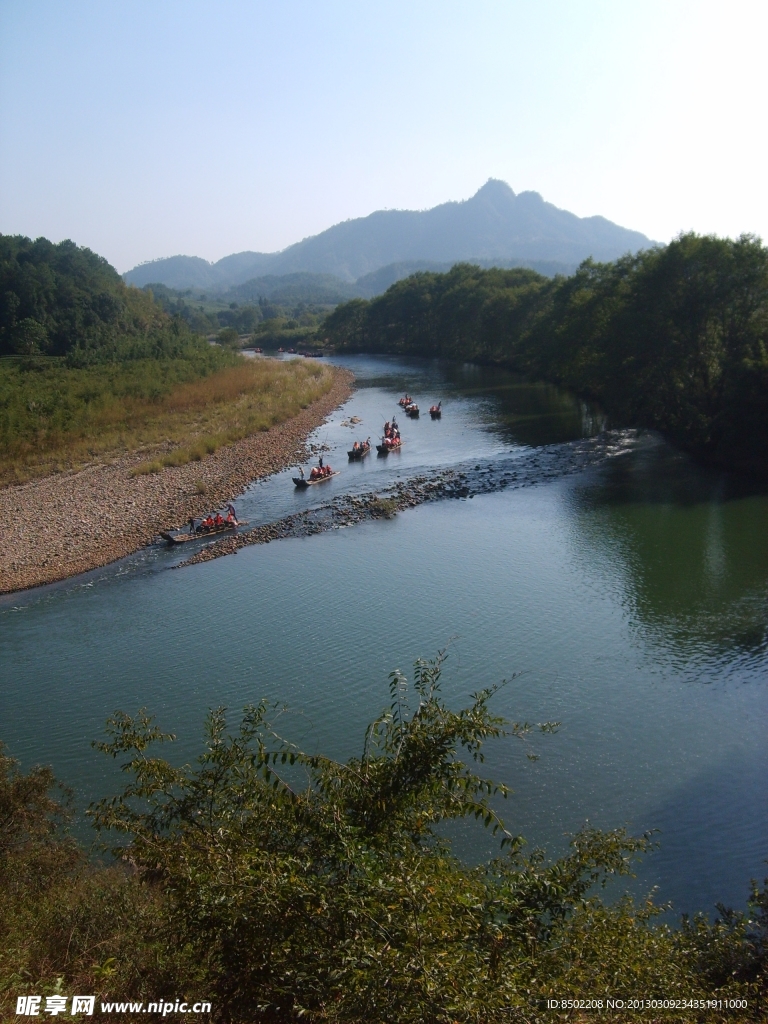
1, 354, 766, 917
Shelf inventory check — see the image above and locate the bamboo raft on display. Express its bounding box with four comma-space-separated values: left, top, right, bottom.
376, 440, 404, 455
293, 471, 340, 488
348, 443, 371, 460
161, 521, 248, 545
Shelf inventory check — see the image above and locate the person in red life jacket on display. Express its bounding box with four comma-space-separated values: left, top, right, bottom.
214, 512, 224, 527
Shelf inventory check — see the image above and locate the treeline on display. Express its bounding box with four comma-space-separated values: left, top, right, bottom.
145, 283, 334, 345
0, 235, 214, 365
144, 283, 262, 336
2, 655, 766, 1022
325, 235, 768, 475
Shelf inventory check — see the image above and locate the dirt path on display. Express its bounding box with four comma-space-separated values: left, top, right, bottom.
0, 368, 354, 594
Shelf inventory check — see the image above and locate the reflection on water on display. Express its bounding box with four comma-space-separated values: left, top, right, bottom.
569, 438, 768, 664
1, 354, 766, 919
409, 359, 605, 448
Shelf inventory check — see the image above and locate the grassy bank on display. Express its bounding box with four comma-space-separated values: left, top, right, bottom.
0, 355, 336, 486
1, 655, 766, 1022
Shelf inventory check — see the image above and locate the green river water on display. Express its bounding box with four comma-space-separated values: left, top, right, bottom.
1, 354, 766, 917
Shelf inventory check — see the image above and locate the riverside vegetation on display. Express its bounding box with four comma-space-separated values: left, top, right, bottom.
145, 283, 334, 350
324, 234, 768, 476
0, 235, 336, 485
1, 655, 766, 1023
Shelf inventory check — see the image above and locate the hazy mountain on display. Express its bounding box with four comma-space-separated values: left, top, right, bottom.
124, 180, 652, 290
226, 272, 358, 306
352, 257, 577, 298
220, 260, 576, 306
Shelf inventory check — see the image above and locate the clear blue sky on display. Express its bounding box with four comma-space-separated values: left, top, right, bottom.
1, 0, 766, 272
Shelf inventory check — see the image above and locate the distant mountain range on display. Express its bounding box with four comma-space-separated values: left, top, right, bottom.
124, 180, 653, 294
223, 258, 579, 307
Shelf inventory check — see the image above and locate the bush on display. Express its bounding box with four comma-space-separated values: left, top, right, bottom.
217, 327, 241, 349
2, 658, 766, 1022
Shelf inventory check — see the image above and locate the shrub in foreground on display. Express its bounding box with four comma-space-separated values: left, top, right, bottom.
1, 656, 766, 1022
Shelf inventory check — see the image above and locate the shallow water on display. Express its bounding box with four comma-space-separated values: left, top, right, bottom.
1, 354, 766, 916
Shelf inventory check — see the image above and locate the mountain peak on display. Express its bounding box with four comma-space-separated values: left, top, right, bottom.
473, 178, 516, 201
124, 182, 652, 289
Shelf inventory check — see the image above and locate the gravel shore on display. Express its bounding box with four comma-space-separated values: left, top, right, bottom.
0, 368, 354, 594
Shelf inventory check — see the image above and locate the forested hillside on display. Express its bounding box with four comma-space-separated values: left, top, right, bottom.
0, 235, 265, 484
325, 234, 768, 475
0, 235, 206, 364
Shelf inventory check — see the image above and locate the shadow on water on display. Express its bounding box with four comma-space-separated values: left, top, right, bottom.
441, 361, 605, 448
638, 748, 768, 916
568, 436, 768, 663
349, 355, 604, 449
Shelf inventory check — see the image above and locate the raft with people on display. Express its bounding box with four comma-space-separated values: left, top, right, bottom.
348, 438, 371, 459
405, 403, 419, 418
429, 401, 442, 419
376, 436, 403, 455
293, 461, 339, 487
398, 394, 413, 407
377, 418, 402, 455
161, 506, 245, 544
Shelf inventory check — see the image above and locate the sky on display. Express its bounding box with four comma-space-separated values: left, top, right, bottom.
1, 0, 766, 273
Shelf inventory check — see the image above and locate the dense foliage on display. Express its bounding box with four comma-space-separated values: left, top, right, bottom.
325, 235, 768, 475
2, 656, 766, 1022
145, 284, 331, 349
144, 284, 260, 337
0, 235, 219, 364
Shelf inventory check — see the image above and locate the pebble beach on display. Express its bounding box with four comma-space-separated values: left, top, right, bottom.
0, 367, 353, 595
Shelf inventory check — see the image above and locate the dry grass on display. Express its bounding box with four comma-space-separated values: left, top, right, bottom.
1, 358, 335, 486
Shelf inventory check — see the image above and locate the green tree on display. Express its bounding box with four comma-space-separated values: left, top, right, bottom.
325, 237, 768, 475
217, 326, 241, 348
10, 317, 48, 355
88, 655, 680, 1022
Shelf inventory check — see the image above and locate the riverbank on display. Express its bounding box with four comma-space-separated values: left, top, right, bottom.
0, 367, 354, 594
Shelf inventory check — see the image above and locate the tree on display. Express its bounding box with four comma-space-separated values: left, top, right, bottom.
10, 317, 48, 355
88, 654, 675, 1022
217, 326, 241, 348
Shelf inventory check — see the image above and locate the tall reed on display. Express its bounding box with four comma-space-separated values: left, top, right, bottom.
0, 356, 334, 486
